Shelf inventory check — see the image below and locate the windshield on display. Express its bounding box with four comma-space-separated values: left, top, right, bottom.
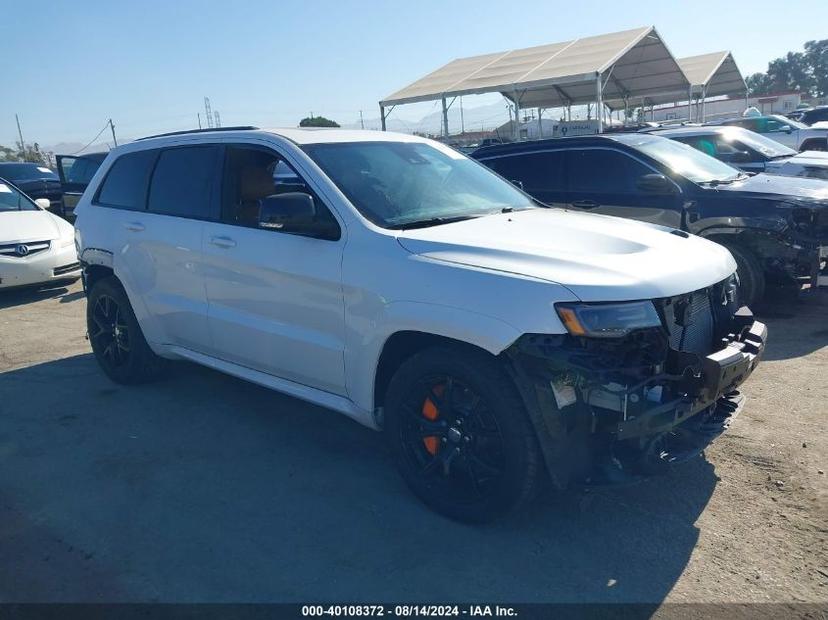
0, 163, 58, 182
771, 115, 807, 130
730, 128, 797, 158
0, 181, 40, 212
304, 141, 536, 228
614, 135, 742, 183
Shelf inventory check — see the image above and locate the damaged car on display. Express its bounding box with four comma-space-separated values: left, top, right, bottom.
74, 128, 765, 522
474, 134, 828, 305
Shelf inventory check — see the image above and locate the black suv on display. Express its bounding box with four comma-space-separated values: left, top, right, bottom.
0, 162, 64, 217
788, 106, 828, 126
56, 152, 107, 221
473, 134, 828, 305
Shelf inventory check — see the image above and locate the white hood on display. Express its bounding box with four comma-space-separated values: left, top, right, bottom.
396, 209, 737, 302
0, 210, 71, 244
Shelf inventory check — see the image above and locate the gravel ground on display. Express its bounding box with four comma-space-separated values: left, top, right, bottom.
0, 280, 825, 607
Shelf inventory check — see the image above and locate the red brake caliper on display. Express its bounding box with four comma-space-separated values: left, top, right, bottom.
422, 384, 445, 455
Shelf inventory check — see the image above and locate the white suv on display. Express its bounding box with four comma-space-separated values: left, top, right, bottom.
74, 127, 766, 522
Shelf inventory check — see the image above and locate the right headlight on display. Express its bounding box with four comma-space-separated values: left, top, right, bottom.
555, 301, 662, 338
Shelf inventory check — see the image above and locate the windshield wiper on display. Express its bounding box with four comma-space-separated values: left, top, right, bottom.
700, 173, 746, 186
391, 215, 480, 230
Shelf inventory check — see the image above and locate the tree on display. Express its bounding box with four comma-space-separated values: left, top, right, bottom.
299, 115, 340, 128
804, 39, 828, 97
747, 39, 827, 97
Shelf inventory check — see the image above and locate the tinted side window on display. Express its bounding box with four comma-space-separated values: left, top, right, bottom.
485, 151, 565, 195
96, 150, 158, 210
221, 146, 340, 239
673, 136, 742, 158
567, 149, 649, 193
148, 146, 221, 219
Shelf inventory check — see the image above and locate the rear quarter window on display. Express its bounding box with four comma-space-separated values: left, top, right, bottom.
484, 151, 565, 195
95, 150, 158, 210
147, 146, 221, 219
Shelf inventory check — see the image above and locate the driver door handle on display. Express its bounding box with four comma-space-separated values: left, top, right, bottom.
209, 236, 236, 249
571, 199, 599, 209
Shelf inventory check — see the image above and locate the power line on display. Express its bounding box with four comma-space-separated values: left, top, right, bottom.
73, 120, 111, 155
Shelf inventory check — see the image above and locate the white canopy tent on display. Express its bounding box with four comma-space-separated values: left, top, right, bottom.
379, 26, 691, 136
607, 51, 747, 120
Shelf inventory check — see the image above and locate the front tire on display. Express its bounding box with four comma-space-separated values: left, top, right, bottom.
722, 242, 765, 307
384, 346, 542, 523
86, 276, 165, 384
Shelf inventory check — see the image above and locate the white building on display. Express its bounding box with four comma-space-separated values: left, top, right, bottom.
650, 91, 801, 123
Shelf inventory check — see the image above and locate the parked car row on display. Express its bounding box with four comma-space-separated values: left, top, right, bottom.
0, 152, 106, 222
707, 114, 828, 152
787, 105, 828, 127
68, 126, 769, 521
648, 126, 828, 180
472, 132, 828, 306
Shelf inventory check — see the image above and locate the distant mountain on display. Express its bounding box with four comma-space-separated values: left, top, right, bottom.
39, 141, 116, 155
342, 101, 514, 135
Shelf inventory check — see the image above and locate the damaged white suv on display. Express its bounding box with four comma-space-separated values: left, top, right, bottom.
74, 128, 766, 522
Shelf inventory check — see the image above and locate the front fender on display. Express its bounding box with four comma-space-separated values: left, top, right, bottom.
346, 301, 524, 415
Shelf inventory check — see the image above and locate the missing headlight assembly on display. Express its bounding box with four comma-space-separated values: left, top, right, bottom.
504, 277, 765, 488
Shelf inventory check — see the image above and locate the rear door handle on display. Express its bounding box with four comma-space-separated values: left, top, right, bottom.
124, 222, 145, 232
209, 236, 237, 249
571, 200, 599, 209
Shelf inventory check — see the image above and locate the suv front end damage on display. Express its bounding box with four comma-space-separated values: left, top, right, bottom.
504, 276, 767, 488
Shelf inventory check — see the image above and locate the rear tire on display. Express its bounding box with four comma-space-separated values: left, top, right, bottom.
722, 242, 765, 307
86, 276, 165, 384
384, 345, 542, 523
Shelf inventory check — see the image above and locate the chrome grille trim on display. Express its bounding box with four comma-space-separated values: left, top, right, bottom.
0, 240, 51, 257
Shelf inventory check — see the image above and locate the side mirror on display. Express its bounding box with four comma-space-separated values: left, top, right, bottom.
259, 192, 316, 232
780, 125, 793, 134
636, 173, 677, 195
34, 198, 51, 209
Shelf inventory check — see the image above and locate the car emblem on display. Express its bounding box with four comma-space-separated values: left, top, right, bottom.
15, 244, 29, 257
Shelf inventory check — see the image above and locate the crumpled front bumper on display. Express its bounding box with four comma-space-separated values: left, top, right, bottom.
614, 319, 765, 441
505, 310, 767, 487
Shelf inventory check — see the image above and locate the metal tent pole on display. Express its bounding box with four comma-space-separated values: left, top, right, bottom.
701, 86, 707, 122
688, 86, 693, 122
380, 104, 386, 131
441, 97, 449, 138
537, 108, 543, 138
595, 75, 603, 133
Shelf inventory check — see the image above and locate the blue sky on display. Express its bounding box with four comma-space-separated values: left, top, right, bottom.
4, 0, 827, 147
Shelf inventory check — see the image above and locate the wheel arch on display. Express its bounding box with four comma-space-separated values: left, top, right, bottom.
373, 331, 498, 411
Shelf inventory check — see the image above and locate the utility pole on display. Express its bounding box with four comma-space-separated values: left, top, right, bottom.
15, 114, 25, 151
359, 110, 365, 129
214, 111, 221, 128
198, 113, 202, 129
109, 119, 118, 146
204, 97, 214, 128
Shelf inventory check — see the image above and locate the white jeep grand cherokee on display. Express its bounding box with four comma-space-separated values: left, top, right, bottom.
74, 127, 766, 522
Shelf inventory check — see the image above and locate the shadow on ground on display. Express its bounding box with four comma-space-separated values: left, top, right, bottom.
754, 286, 828, 361
0, 283, 78, 310
0, 354, 717, 603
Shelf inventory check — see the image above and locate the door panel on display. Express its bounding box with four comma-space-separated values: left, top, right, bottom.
202, 222, 346, 394
564, 149, 683, 228
121, 213, 210, 349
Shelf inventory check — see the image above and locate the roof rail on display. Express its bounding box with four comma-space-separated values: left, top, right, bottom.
136, 126, 259, 141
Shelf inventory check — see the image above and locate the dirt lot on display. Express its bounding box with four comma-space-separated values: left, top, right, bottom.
0, 280, 825, 606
